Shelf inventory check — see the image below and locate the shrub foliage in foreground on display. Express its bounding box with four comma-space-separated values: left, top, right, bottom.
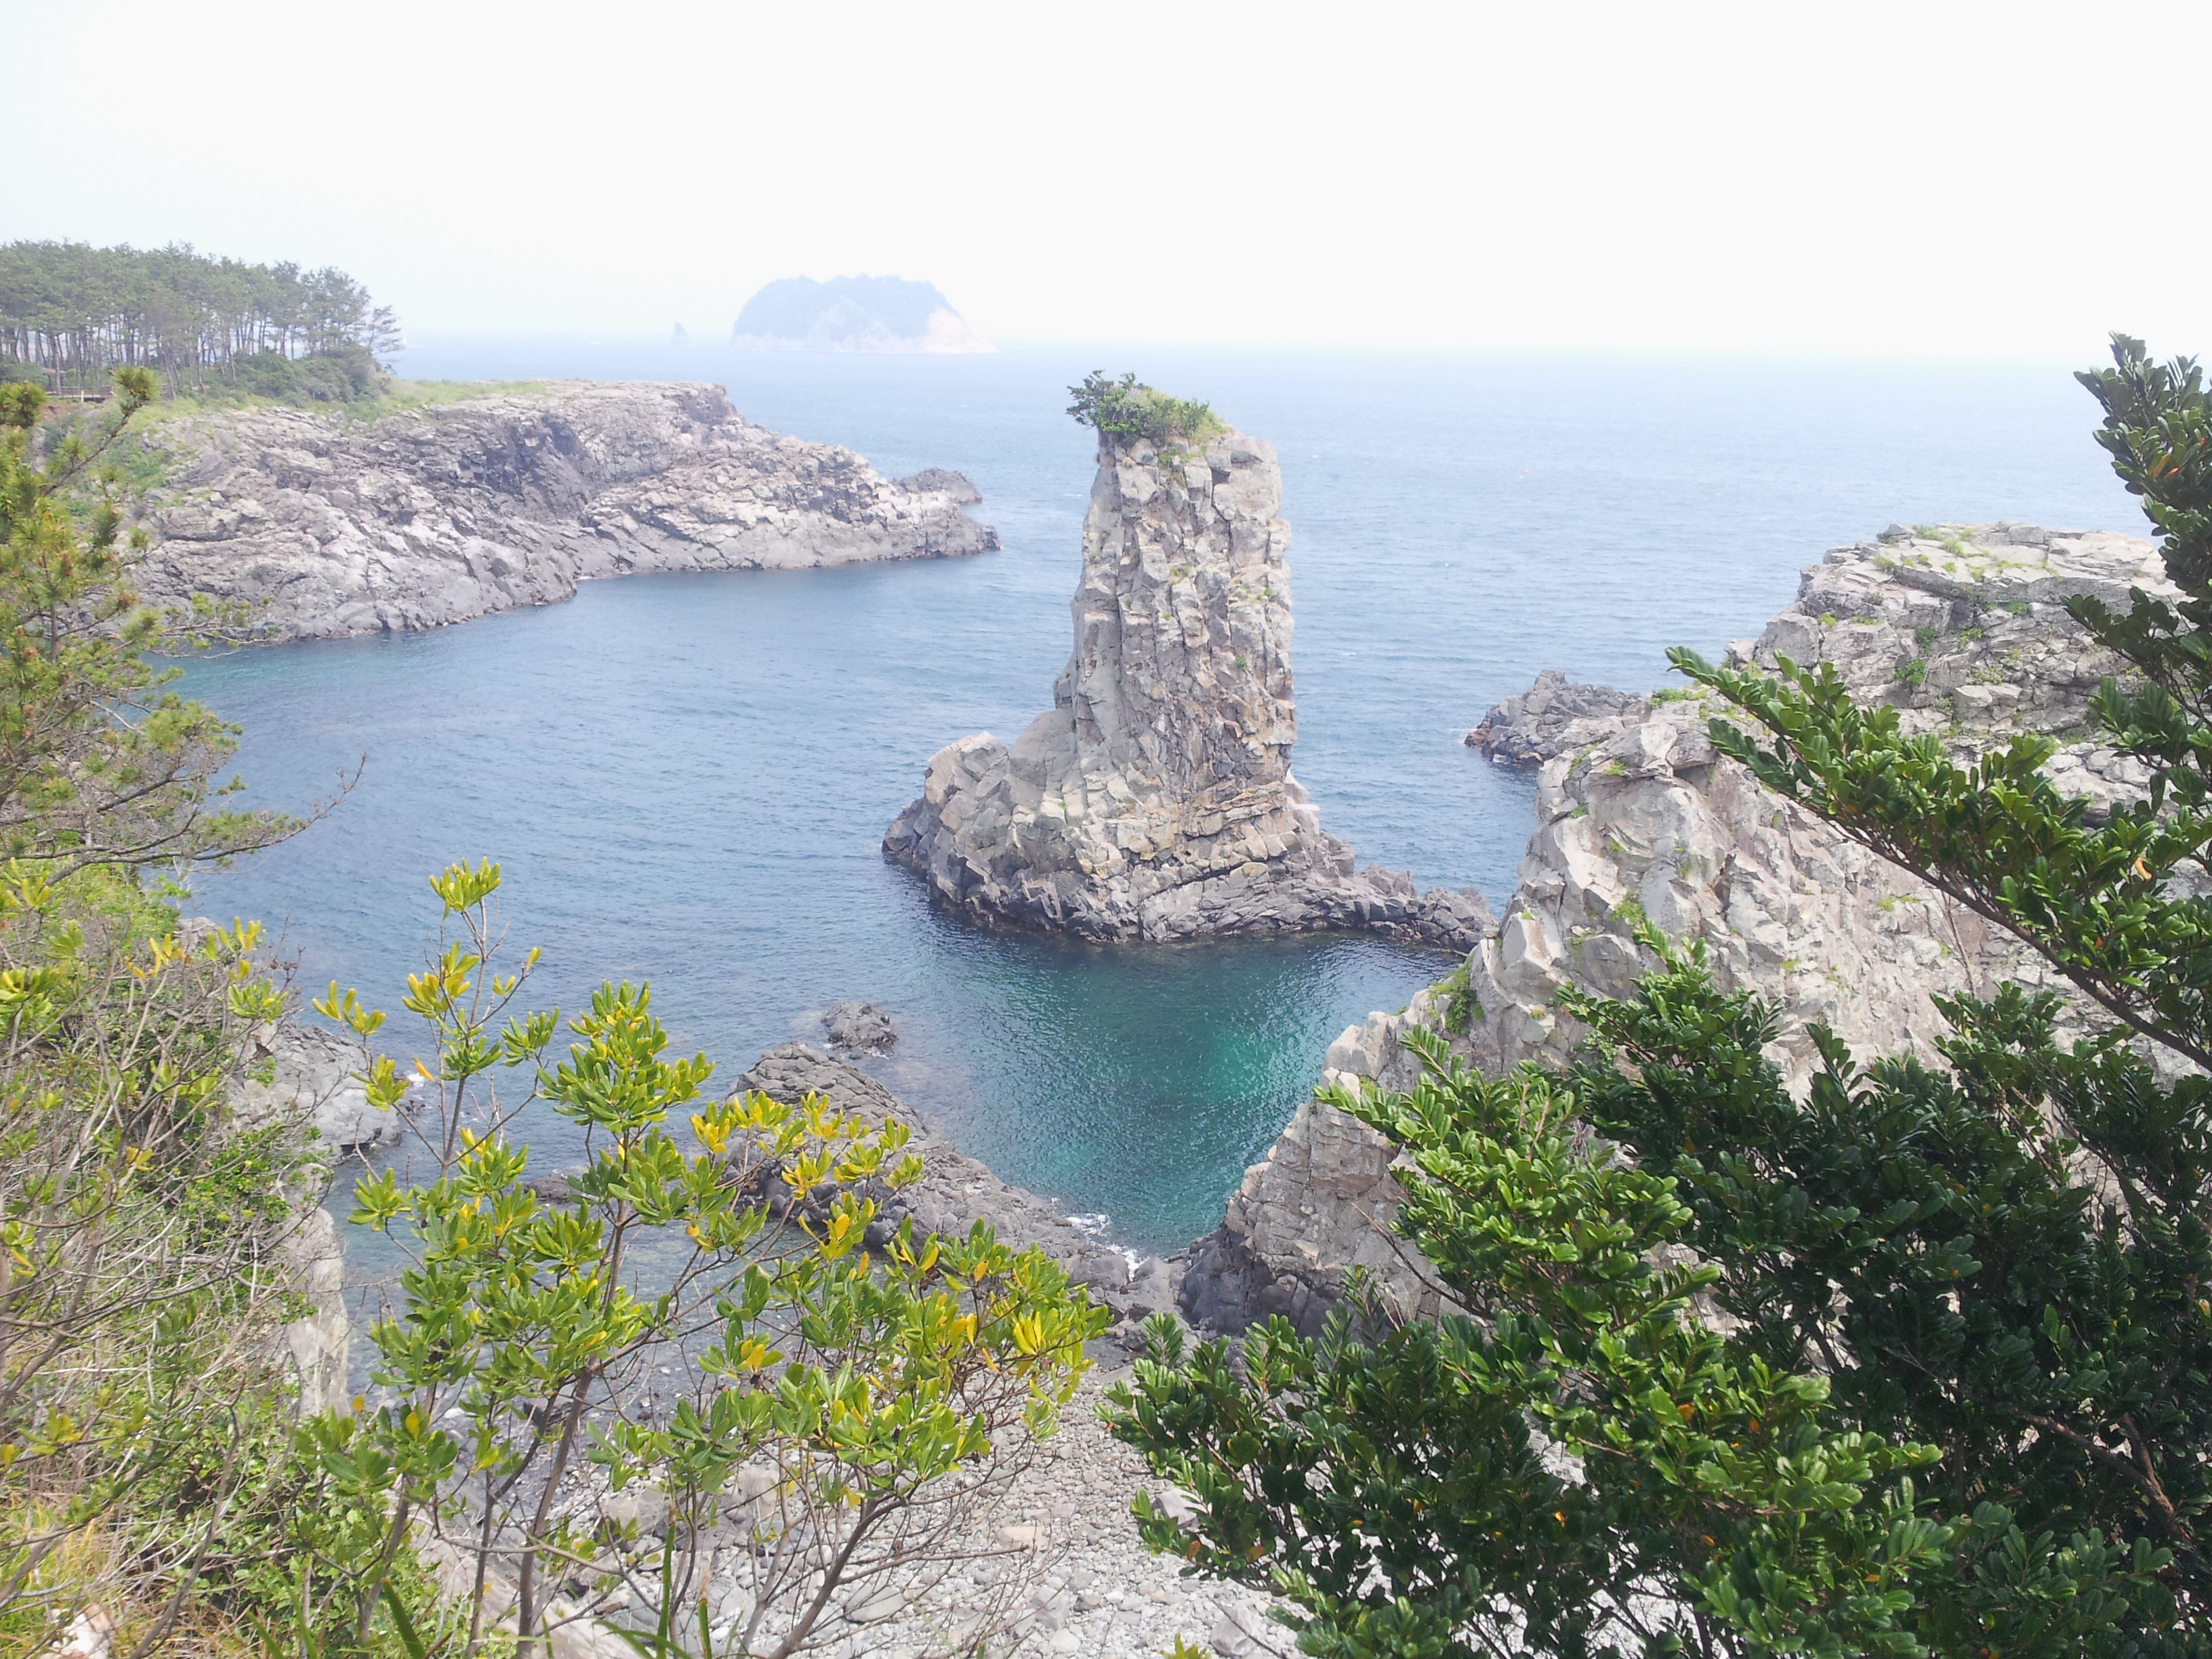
279, 860, 1106, 1659
1107, 341, 2212, 1658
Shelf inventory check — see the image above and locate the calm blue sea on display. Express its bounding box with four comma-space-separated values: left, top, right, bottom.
176, 343, 2144, 1254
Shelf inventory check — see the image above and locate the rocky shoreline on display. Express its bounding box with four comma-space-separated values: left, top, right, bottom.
1176, 518, 2177, 1332
884, 425, 1492, 950
129, 381, 996, 638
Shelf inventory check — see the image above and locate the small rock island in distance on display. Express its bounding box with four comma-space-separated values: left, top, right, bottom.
729, 274, 994, 354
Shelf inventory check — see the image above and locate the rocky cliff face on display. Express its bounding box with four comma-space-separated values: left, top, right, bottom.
1183, 520, 2175, 1332
883, 429, 1492, 948
130, 381, 996, 638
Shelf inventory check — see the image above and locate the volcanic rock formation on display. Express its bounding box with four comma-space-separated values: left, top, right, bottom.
129, 381, 996, 638
1182, 520, 2180, 1333
883, 427, 1492, 948
1465, 668, 1647, 765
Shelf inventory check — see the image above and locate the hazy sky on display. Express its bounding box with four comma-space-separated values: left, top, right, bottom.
5, 0, 2206, 356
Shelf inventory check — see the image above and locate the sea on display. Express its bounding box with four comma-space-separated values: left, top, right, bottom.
173, 341, 2145, 1259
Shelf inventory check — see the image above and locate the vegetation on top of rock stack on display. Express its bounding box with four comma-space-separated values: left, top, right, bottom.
0, 240, 400, 406
1066, 370, 1227, 446
1107, 333, 2212, 1658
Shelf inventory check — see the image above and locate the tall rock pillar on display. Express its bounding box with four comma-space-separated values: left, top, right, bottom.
885, 426, 1490, 948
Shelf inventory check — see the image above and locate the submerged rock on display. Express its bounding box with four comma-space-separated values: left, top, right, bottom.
1183, 521, 2179, 1332
130, 381, 998, 639
884, 425, 1492, 948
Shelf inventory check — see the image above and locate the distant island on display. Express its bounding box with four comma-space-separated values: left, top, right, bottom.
730, 274, 992, 354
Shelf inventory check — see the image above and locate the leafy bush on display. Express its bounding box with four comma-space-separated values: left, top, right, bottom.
230, 346, 385, 406
1066, 371, 1225, 447
276, 859, 1107, 1658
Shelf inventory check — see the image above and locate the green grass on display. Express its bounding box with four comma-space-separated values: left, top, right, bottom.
142, 377, 550, 427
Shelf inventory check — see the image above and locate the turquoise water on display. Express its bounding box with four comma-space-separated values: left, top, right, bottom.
176, 345, 2146, 1252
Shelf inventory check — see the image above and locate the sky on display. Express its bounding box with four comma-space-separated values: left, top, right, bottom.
3, 0, 2207, 357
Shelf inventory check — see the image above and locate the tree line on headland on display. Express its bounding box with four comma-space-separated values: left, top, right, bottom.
0, 240, 399, 403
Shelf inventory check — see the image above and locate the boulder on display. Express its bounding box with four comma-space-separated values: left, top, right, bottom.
821, 1000, 897, 1052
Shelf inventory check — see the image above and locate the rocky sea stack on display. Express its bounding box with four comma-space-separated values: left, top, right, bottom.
884, 416, 1490, 947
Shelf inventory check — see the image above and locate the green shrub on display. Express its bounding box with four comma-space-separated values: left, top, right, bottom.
1066, 371, 1225, 446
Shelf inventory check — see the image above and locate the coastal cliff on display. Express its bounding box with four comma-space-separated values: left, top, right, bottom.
129, 381, 996, 638
1183, 520, 2175, 1332
883, 427, 1492, 947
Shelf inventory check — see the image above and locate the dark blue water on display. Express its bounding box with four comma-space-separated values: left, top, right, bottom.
178, 344, 2146, 1251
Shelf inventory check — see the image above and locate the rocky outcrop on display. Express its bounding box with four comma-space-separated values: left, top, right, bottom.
1183, 521, 2175, 1332
739, 1045, 1181, 1347
884, 427, 1494, 949
1465, 668, 1647, 766
235, 1023, 411, 1152
899, 466, 983, 505
129, 381, 996, 638
820, 999, 897, 1052
228, 1022, 380, 1412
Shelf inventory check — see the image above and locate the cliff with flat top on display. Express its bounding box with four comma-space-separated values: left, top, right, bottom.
129, 380, 995, 638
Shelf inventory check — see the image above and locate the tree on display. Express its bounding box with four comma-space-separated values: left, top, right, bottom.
1066, 372, 1225, 446
1106, 335, 2212, 1658
0, 375, 321, 1652
0, 241, 401, 401
274, 859, 1107, 1659
0, 375, 298, 875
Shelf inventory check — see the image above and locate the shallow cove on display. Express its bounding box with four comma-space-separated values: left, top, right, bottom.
173, 346, 2146, 1261
176, 565, 1453, 1256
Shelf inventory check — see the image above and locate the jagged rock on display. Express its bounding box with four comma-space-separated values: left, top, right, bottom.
1183, 522, 2177, 1332
129, 381, 997, 638
1465, 668, 1647, 765
884, 427, 1493, 949
217, 1020, 364, 1411
1181, 1038, 1459, 1336
740, 1044, 1165, 1334
821, 1000, 897, 1051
